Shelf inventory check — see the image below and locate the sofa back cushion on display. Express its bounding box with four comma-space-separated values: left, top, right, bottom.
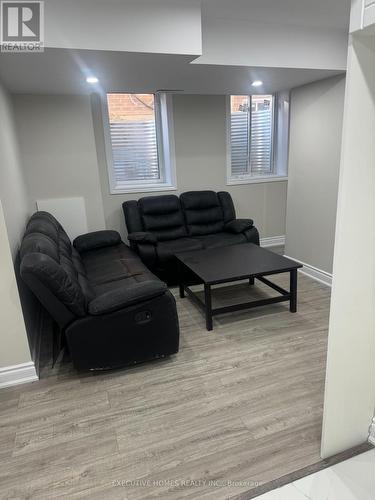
217, 191, 236, 222
180, 191, 225, 236
20, 212, 92, 321
138, 195, 187, 241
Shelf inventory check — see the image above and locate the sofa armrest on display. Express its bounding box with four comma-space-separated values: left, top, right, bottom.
128, 232, 157, 245
88, 281, 167, 315
73, 230, 121, 253
224, 219, 254, 234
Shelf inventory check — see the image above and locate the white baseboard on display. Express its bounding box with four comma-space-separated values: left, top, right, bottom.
0, 362, 38, 389
368, 417, 375, 446
260, 235, 286, 248
284, 255, 332, 287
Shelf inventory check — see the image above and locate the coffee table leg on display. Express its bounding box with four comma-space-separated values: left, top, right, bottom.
249, 276, 255, 285
290, 269, 297, 313
204, 284, 213, 331
178, 262, 185, 298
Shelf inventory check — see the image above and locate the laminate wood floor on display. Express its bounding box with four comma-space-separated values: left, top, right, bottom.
0, 271, 330, 500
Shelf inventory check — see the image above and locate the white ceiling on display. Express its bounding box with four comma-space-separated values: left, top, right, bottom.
202, 0, 351, 31
0, 49, 343, 95
0, 0, 350, 95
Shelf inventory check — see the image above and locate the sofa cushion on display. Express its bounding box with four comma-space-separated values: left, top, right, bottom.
25, 211, 73, 260
139, 195, 187, 241
88, 281, 168, 315
156, 237, 204, 263
20, 252, 88, 317
217, 191, 236, 222
80, 243, 151, 285
180, 191, 225, 236
194, 232, 247, 249
20, 232, 60, 263
92, 271, 158, 296
25, 213, 60, 244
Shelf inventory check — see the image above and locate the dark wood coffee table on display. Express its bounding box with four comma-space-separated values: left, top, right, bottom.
176, 243, 303, 331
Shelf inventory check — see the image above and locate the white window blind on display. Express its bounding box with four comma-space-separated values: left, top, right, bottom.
229, 95, 274, 179
110, 119, 160, 184
107, 93, 161, 187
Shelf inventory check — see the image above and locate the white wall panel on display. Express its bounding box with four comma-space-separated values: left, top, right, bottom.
37, 197, 88, 240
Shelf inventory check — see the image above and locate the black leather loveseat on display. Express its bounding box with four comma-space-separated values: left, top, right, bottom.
20, 211, 179, 371
123, 190, 259, 284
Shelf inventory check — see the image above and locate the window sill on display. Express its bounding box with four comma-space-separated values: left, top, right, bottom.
110, 184, 177, 195
227, 176, 288, 186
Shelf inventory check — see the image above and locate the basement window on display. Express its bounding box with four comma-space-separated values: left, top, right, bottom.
105, 93, 176, 194
227, 93, 289, 185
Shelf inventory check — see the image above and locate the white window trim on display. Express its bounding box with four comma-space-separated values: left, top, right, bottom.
226, 93, 289, 185
102, 93, 177, 194
227, 175, 289, 186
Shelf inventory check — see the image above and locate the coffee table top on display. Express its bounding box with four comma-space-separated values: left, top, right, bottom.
176, 243, 302, 284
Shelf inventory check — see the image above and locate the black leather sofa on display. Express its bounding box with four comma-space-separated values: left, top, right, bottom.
123, 190, 259, 284
20, 211, 180, 371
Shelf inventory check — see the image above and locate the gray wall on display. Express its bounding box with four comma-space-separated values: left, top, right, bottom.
92, 93, 288, 239
285, 75, 345, 273
13, 95, 106, 232
0, 82, 32, 257
0, 80, 32, 367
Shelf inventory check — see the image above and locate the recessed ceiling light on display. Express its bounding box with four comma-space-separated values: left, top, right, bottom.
251, 80, 263, 87
86, 76, 99, 84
